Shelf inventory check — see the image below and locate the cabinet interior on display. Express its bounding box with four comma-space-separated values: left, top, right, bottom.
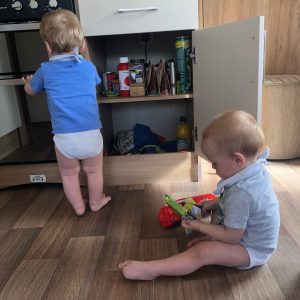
0, 29, 195, 167
87, 30, 194, 156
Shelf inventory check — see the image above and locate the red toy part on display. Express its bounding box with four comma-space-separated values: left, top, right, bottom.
158, 194, 217, 228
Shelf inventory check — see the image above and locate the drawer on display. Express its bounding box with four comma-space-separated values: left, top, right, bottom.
77, 0, 199, 36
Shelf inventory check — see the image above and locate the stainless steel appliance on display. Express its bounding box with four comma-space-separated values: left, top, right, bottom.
0, 0, 75, 31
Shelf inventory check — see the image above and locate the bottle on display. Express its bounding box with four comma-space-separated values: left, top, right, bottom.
167, 59, 176, 95
175, 36, 192, 93
118, 57, 130, 97
176, 116, 191, 151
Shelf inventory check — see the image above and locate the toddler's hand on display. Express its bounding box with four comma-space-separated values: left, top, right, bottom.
22, 75, 33, 85
201, 200, 212, 217
181, 219, 202, 232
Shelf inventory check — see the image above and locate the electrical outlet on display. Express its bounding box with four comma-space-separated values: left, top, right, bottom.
30, 174, 47, 183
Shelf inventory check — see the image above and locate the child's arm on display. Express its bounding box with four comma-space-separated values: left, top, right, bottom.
22, 75, 38, 96
182, 219, 244, 244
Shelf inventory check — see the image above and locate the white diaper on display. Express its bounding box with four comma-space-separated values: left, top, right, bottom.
53, 129, 103, 160
237, 247, 272, 270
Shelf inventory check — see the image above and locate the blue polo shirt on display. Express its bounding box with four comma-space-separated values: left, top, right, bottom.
29, 54, 102, 134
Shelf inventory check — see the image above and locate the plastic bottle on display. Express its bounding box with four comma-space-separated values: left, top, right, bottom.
176, 116, 191, 151
118, 57, 130, 97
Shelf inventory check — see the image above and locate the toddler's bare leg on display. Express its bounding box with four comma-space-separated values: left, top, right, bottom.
119, 240, 249, 280
55, 147, 85, 216
82, 151, 111, 212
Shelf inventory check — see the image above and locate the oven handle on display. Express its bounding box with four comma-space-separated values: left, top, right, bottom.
0, 72, 34, 86
0, 22, 40, 32
0, 78, 24, 86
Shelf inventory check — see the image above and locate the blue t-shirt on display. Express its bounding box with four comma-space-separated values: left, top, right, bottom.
29, 54, 101, 134
215, 150, 280, 255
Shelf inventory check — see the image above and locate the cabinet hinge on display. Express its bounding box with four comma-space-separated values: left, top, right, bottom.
190, 48, 196, 64
192, 127, 198, 141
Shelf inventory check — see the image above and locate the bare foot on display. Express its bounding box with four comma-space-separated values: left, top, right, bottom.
119, 261, 157, 280
72, 201, 86, 216
89, 194, 111, 212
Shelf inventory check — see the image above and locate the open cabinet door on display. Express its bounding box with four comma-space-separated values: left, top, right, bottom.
192, 17, 264, 155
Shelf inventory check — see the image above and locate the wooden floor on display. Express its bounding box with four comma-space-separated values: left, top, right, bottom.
0, 158, 300, 300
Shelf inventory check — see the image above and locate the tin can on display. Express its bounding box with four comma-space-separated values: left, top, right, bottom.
103, 72, 118, 92
175, 36, 192, 93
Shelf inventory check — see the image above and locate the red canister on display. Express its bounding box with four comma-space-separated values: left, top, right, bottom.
118, 57, 130, 97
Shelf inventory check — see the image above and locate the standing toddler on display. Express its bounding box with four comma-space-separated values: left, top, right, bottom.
23, 9, 111, 215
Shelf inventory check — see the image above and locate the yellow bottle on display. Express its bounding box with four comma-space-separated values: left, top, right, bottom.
176, 116, 191, 151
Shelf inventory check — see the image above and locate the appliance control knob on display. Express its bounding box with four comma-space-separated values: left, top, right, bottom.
29, 0, 39, 9
49, 0, 58, 8
11, 1, 23, 11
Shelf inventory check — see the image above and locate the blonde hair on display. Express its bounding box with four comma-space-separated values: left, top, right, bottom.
201, 110, 265, 157
40, 9, 84, 53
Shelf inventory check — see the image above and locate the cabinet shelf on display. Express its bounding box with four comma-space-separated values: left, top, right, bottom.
97, 93, 193, 104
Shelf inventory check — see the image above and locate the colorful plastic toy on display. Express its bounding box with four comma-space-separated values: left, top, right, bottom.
158, 193, 217, 228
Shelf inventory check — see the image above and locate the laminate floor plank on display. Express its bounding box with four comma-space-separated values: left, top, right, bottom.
225, 266, 285, 300
72, 186, 117, 237
137, 238, 184, 299
0, 189, 14, 210
182, 266, 234, 300
42, 236, 104, 300
0, 228, 41, 290
88, 270, 138, 300
0, 229, 9, 243
13, 185, 64, 229
118, 184, 145, 191
141, 183, 177, 240
267, 233, 300, 299
24, 199, 80, 259
275, 190, 300, 248
0, 259, 59, 300
96, 189, 144, 270
0, 186, 43, 229
268, 162, 300, 200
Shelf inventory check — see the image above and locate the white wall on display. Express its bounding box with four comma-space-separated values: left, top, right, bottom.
0, 34, 21, 138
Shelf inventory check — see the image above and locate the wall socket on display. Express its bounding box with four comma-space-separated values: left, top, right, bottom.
30, 174, 47, 183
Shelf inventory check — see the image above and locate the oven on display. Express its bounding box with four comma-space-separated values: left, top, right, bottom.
0, 0, 77, 84
0, 0, 76, 31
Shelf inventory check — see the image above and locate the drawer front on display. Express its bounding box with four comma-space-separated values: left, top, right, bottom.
77, 0, 198, 36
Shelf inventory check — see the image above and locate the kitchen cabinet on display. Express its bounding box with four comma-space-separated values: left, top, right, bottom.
0, 1, 264, 188
82, 15, 264, 185
77, 0, 199, 36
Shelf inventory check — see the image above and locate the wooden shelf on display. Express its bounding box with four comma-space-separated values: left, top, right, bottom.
97, 93, 193, 104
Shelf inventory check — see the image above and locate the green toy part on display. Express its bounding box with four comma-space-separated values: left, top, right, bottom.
164, 194, 189, 217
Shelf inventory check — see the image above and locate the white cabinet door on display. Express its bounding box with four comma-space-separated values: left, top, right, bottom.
77, 0, 198, 36
192, 17, 265, 155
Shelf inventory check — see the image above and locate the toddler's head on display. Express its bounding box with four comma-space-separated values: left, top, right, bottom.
201, 110, 265, 179
40, 9, 84, 54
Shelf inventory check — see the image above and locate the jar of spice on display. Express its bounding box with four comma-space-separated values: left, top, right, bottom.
129, 59, 145, 97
